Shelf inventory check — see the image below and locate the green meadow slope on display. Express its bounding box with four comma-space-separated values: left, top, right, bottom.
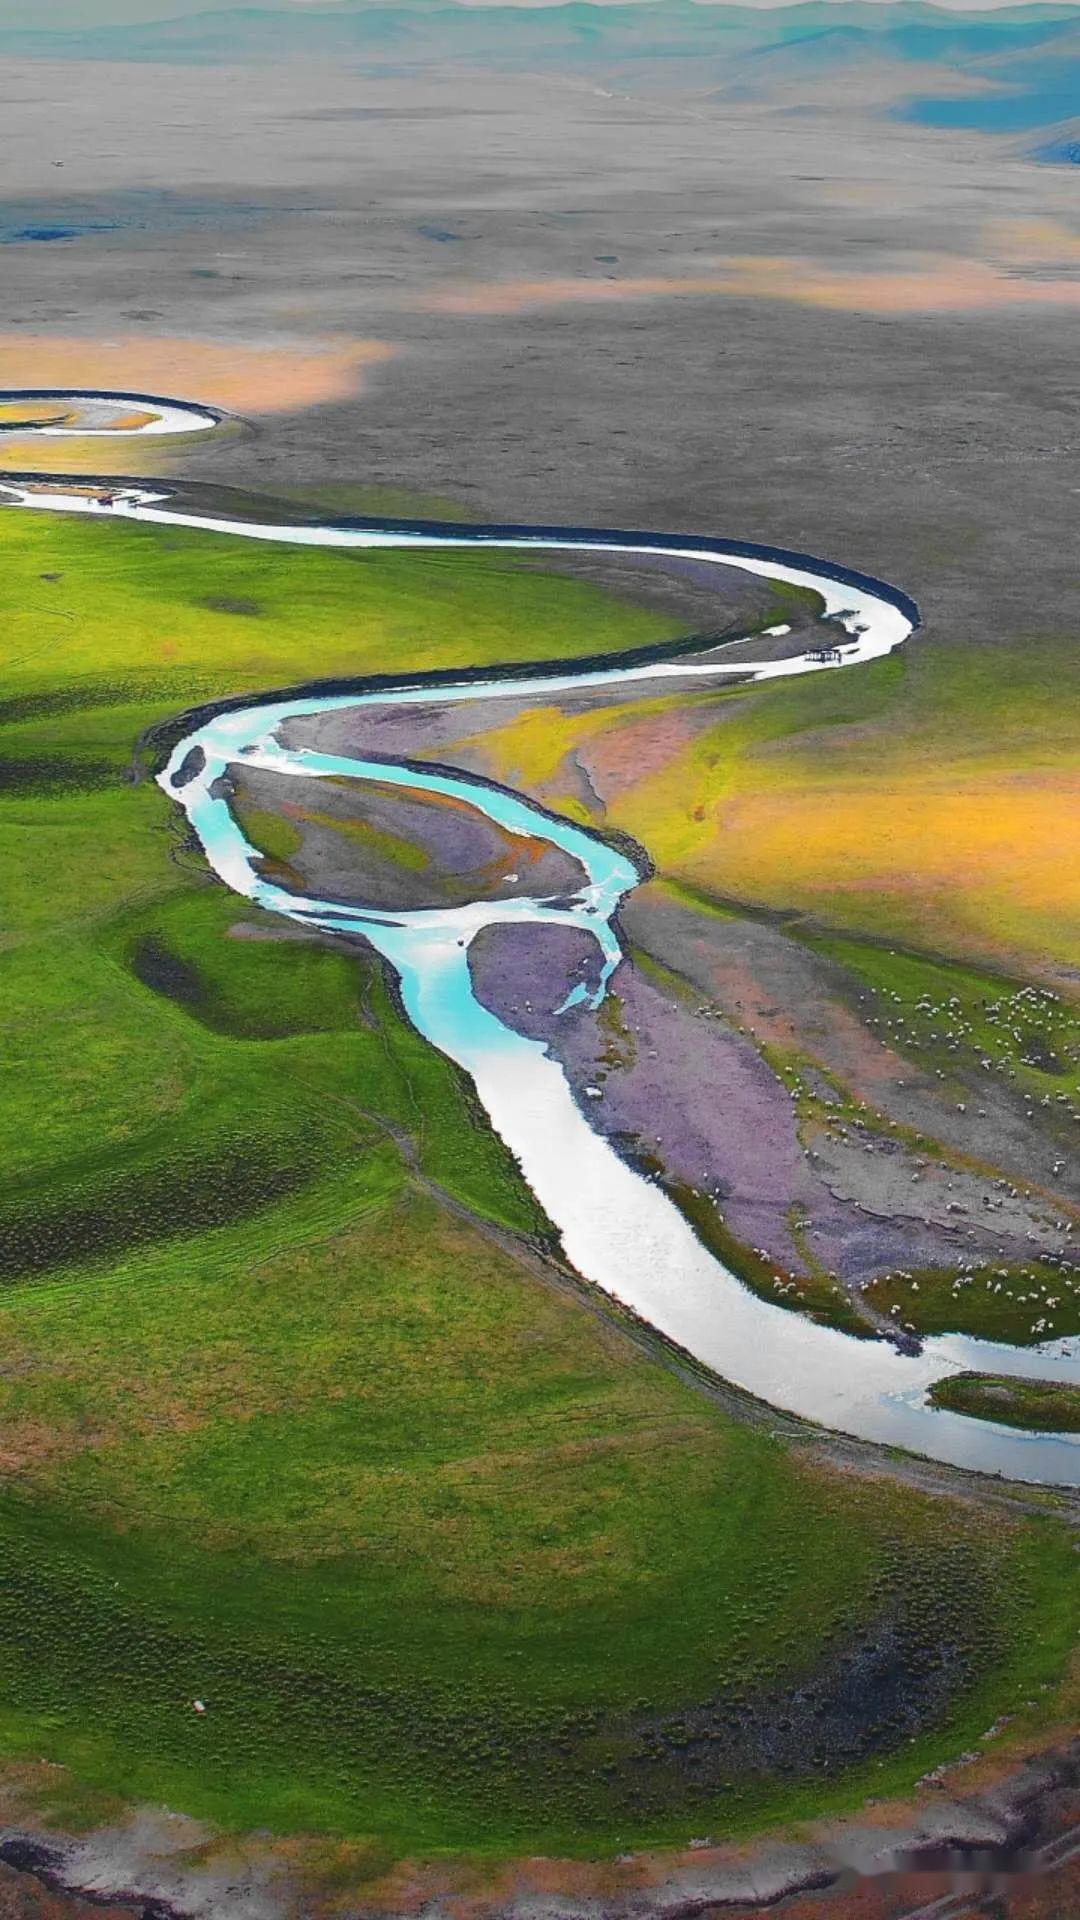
0, 501, 1076, 1858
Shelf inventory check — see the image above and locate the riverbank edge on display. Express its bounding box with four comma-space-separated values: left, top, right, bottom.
0, 1729, 1075, 1920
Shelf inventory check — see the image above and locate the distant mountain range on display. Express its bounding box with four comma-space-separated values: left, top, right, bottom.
4, 1, 1080, 150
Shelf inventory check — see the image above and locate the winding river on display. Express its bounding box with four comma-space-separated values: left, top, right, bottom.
5, 389, 1078, 1485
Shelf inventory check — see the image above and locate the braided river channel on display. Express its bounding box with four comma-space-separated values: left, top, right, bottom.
5, 389, 1078, 1485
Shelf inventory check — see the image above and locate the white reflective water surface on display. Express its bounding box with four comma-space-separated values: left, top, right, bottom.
0, 391, 219, 437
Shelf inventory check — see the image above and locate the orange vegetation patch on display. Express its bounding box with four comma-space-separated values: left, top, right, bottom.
421, 253, 1080, 318
992, 216, 1080, 266
0, 1416, 105, 1476
721, 253, 1080, 315
105, 409, 158, 431
672, 770, 1080, 980
0, 333, 396, 474
0, 333, 395, 420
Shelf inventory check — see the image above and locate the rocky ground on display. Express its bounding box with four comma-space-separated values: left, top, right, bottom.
230, 762, 589, 912
1, 1736, 1077, 1920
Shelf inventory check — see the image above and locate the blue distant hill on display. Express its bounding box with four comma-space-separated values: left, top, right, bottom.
3, 0, 1080, 149
1, 2, 1076, 69
898, 17, 1080, 136
909, 87, 1080, 134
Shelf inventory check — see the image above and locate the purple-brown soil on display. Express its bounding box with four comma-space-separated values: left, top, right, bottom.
467, 914, 1072, 1322
231, 763, 588, 911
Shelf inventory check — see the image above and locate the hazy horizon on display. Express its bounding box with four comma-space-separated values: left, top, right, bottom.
17, 0, 1080, 29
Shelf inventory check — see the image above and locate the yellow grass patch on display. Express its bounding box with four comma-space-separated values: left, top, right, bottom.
456, 699, 674, 798
0, 400, 73, 428
654, 769, 1080, 979
456, 704, 595, 788
0, 439, 161, 477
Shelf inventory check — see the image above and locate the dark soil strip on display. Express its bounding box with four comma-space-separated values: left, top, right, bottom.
0, 1140, 319, 1284
0, 755, 120, 796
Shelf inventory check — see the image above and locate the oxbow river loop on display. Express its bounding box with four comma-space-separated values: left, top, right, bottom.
6, 389, 1078, 1485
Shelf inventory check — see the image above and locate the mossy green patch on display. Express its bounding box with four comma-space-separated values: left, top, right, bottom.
929, 1374, 1080, 1434
291, 802, 431, 874
801, 933, 1080, 1119
231, 801, 304, 866
864, 1263, 1080, 1347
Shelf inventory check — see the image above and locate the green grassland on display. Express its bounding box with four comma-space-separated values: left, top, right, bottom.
1, 501, 1077, 1859
3, 507, 686, 707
